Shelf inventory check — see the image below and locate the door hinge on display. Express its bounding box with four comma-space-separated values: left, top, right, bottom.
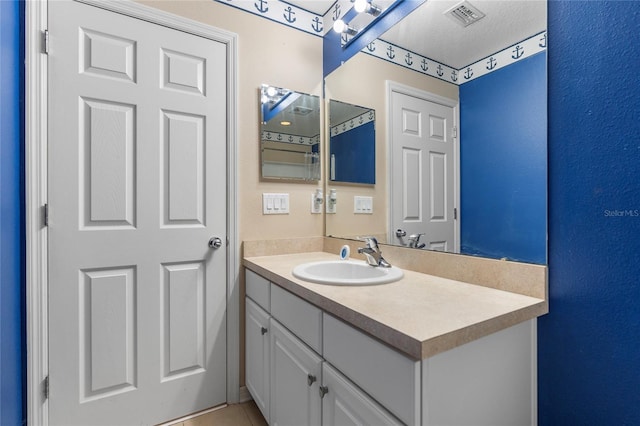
454, 207, 457, 220
42, 30, 49, 55
452, 126, 458, 138
43, 203, 49, 227
43, 376, 49, 400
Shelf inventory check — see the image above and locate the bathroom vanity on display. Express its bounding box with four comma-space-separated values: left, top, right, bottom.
243, 239, 547, 426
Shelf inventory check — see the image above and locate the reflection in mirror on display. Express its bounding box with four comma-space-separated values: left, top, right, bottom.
329, 100, 376, 185
333, 0, 399, 47
324, 1, 547, 264
260, 84, 320, 181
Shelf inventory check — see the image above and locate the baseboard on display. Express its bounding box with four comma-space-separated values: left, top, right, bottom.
159, 403, 228, 426
239, 386, 252, 403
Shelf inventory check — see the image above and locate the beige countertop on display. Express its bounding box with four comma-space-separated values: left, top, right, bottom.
243, 251, 548, 360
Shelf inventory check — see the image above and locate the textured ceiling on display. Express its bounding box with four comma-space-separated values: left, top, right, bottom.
288, 0, 546, 69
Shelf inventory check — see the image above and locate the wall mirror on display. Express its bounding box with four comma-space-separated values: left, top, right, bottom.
260, 84, 321, 181
324, 0, 547, 264
329, 99, 376, 185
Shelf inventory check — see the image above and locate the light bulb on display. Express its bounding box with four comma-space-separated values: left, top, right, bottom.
354, 0, 368, 13
355, 0, 381, 17
266, 86, 277, 97
333, 19, 358, 36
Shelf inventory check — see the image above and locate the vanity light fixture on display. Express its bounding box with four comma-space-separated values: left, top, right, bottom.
261, 84, 290, 104
266, 86, 278, 97
354, 0, 382, 16
333, 19, 358, 36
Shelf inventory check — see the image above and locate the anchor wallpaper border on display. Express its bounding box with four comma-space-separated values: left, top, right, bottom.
262, 131, 320, 146
330, 109, 375, 138
215, 0, 331, 36
362, 31, 547, 85
214, 0, 547, 85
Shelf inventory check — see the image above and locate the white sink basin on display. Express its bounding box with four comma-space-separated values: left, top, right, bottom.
292, 260, 403, 286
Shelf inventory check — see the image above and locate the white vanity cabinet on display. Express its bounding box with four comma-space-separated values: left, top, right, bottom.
245, 270, 399, 426
245, 267, 536, 426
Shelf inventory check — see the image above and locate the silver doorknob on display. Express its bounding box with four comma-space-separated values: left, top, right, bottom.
208, 237, 223, 249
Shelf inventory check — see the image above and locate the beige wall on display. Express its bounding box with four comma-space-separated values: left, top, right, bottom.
324, 52, 458, 242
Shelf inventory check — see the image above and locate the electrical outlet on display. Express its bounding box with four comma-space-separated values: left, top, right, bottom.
311, 193, 323, 214
326, 195, 337, 214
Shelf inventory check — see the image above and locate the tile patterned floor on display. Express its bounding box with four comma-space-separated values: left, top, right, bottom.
168, 401, 267, 426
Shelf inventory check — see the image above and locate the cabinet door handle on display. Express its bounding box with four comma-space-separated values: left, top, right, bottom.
307, 374, 317, 386
319, 386, 329, 398
261, 327, 268, 335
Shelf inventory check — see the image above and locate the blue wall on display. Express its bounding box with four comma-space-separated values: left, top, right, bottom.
540, 1, 640, 424
460, 53, 547, 264
329, 122, 375, 184
2, 2, 640, 425
0, 0, 25, 425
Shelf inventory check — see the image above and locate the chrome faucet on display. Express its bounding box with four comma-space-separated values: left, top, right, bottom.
357, 237, 391, 268
407, 233, 426, 249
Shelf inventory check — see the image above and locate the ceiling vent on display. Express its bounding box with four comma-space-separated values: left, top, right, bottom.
293, 106, 313, 116
444, 1, 486, 27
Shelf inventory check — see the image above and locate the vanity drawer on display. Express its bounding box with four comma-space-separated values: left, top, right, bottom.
270, 283, 322, 354
246, 269, 270, 312
323, 314, 421, 426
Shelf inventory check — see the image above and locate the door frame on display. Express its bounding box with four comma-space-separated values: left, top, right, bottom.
386, 81, 460, 253
25, 1, 239, 424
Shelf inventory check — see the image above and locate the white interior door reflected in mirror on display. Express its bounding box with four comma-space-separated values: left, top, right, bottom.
389, 85, 458, 253
260, 84, 321, 181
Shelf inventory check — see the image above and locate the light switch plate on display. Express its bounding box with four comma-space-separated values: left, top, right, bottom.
263, 193, 289, 214
354, 196, 373, 214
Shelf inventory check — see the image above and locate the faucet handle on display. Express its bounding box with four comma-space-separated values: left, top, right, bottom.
360, 236, 379, 248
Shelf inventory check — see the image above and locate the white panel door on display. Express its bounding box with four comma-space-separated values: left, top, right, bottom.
48, 2, 227, 425
390, 90, 456, 252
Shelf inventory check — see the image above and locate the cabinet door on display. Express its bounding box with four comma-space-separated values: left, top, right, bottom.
321, 363, 402, 426
246, 298, 271, 422
270, 319, 322, 426
323, 314, 420, 425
